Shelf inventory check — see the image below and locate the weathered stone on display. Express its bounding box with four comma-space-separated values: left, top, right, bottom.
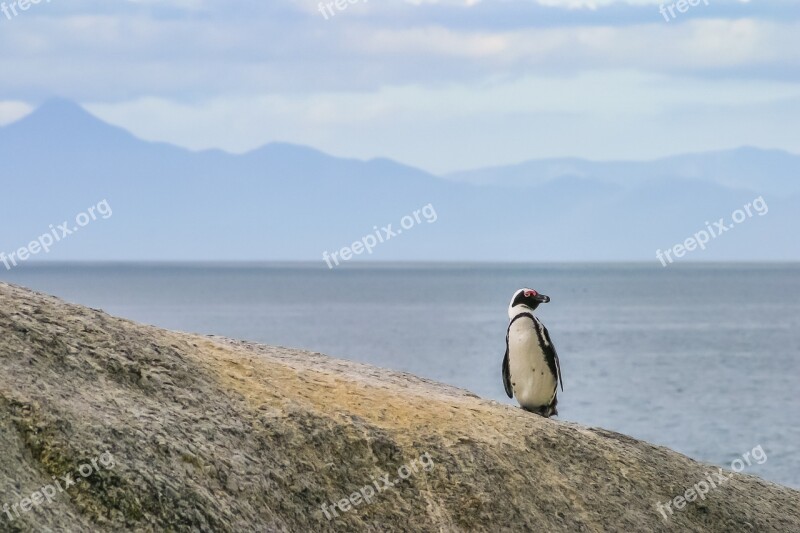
0, 282, 798, 532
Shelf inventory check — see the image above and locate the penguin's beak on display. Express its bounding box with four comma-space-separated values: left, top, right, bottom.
535, 294, 551, 304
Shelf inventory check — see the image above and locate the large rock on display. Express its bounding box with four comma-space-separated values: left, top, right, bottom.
0, 282, 797, 532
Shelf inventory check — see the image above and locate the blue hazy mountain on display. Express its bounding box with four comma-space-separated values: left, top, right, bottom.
446, 148, 800, 198
1, 99, 797, 262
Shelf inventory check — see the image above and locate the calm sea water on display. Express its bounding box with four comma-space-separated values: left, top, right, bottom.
3, 263, 798, 488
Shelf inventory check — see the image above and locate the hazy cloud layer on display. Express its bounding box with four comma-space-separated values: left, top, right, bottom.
1, 0, 797, 171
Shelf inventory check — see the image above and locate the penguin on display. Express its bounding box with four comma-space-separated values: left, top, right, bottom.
502, 288, 563, 417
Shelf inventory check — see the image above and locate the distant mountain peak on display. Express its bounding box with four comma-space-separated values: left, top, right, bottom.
0, 98, 135, 146
15, 98, 95, 125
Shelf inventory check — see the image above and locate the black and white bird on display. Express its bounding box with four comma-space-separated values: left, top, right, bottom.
502, 288, 563, 417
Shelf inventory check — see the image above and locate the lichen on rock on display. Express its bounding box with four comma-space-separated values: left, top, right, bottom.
0, 282, 798, 532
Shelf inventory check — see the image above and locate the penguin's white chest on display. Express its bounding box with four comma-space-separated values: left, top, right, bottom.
507, 318, 557, 409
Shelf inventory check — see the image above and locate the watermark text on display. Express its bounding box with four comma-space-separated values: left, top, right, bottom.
321, 451, 435, 520
1, 199, 113, 271
656, 196, 767, 267
323, 203, 437, 269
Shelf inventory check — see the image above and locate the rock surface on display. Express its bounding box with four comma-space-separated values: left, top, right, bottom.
0, 281, 798, 532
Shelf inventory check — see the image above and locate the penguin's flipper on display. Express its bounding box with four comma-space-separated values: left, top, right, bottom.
540, 322, 564, 392
554, 348, 563, 392
502, 344, 513, 399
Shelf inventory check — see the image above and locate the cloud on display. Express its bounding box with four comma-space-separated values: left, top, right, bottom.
82, 71, 800, 172
1, 0, 798, 169
1, 6, 798, 101
0, 101, 33, 126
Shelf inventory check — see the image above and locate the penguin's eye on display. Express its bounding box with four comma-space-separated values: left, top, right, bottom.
524, 290, 537, 297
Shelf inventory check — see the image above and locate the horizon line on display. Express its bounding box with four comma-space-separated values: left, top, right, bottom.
3, 260, 799, 268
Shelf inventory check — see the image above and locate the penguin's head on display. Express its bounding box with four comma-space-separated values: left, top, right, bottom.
508, 288, 550, 317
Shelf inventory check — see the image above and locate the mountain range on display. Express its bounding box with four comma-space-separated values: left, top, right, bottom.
1, 99, 797, 262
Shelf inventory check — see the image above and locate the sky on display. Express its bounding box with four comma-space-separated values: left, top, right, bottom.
0, 0, 798, 173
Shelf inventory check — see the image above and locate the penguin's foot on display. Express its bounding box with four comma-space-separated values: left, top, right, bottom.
521, 405, 557, 418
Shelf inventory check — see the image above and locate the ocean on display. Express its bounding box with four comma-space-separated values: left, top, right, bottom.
3, 262, 798, 489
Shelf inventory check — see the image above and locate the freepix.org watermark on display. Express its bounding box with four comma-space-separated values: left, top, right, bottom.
1, 0, 52, 21
322, 203, 437, 269
318, 0, 367, 20
655, 444, 767, 521
321, 452, 435, 521
659, 0, 709, 23
1, 199, 112, 271
2, 451, 116, 523
656, 196, 768, 267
